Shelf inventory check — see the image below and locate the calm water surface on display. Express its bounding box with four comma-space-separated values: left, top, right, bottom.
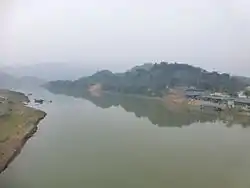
1, 88, 250, 188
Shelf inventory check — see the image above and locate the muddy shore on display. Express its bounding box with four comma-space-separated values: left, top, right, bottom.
0, 90, 47, 173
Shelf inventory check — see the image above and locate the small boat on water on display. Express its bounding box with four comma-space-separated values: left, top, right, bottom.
34, 99, 44, 104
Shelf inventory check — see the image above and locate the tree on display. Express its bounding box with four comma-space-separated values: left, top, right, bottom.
244, 90, 250, 98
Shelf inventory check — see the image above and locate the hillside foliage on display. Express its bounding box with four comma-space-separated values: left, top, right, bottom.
45, 62, 248, 97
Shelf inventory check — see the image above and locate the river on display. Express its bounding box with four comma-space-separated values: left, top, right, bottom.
1, 88, 250, 188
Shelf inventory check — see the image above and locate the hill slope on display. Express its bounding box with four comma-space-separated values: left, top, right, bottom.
45, 62, 248, 97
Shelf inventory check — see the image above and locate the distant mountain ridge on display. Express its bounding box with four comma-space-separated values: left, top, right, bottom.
130, 63, 154, 72
0, 71, 16, 88
0, 71, 45, 89
45, 62, 249, 97
2, 63, 95, 81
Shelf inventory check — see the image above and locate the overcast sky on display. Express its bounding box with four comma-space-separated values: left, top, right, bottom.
1, 0, 250, 75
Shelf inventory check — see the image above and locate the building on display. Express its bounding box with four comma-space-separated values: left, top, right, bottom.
210, 92, 231, 98
238, 91, 247, 99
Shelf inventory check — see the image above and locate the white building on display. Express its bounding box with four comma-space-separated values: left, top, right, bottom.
238, 91, 247, 99
210, 92, 230, 98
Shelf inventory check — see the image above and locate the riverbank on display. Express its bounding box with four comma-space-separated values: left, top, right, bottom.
0, 90, 46, 173
104, 89, 250, 118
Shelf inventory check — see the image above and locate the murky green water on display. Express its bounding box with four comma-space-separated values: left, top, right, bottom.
1, 88, 250, 188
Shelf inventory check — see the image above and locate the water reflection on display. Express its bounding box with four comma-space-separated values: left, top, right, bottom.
47, 88, 250, 127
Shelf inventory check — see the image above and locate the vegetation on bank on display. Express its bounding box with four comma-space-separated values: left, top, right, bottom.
45, 62, 249, 97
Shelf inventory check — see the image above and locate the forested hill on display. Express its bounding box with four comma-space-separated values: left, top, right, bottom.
44, 62, 248, 97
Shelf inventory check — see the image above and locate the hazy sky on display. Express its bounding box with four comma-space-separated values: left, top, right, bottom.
1, 0, 250, 75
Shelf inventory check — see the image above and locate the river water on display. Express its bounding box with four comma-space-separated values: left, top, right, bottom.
1, 88, 250, 188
